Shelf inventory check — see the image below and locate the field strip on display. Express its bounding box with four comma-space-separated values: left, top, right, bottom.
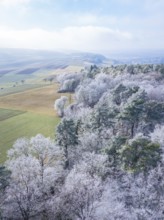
0, 83, 71, 116
0, 84, 52, 97
0, 111, 60, 163
0, 108, 26, 122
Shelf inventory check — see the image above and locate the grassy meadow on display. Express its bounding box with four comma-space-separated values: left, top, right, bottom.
0, 111, 60, 164
0, 65, 80, 163
0, 84, 62, 116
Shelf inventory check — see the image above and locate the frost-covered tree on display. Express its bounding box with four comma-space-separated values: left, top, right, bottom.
78, 132, 105, 154
56, 72, 84, 93
3, 156, 44, 220
59, 79, 80, 93
117, 165, 164, 219
112, 84, 139, 106
57, 153, 106, 220
146, 85, 164, 102
74, 152, 109, 179
2, 63, 164, 219
2, 135, 64, 220
151, 125, 164, 148
54, 96, 68, 117
75, 78, 108, 107
59, 172, 102, 220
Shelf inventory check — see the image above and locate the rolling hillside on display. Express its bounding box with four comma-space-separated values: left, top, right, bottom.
0, 51, 83, 163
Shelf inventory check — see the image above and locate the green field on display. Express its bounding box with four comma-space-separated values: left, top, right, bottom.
0, 84, 48, 97
0, 108, 26, 121
0, 65, 80, 164
0, 110, 60, 164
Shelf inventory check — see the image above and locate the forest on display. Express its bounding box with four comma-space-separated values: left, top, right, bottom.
0, 63, 164, 220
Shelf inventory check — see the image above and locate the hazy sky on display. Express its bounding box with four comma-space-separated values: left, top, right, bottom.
0, 0, 163, 52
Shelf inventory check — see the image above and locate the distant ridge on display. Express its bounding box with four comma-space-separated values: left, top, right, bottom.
0, 48, 107, 71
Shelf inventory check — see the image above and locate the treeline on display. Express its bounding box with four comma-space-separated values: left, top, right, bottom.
0, 64, 164, 219
56, 64, 164, 93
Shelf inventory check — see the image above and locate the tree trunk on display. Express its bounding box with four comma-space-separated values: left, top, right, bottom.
64, 145, 69, 169
131, 123, 135, 138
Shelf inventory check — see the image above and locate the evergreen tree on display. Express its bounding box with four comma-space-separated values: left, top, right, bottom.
0, 166, 10, 219
120, 137, 161, 173
118, 90, 147, 137
105, 135, 127, 171
56, 118, 78, 169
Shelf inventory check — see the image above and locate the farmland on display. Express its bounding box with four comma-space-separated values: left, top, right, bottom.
0, 48, 102, 163
0, 84, 47, 96
0, 84, 62, 115
0, 108, 26, 121
0, 65, 81, 163
0, 83, 73, 163
0, 111, 60, 164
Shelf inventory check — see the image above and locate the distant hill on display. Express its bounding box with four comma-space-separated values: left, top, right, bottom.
1, 48, 164, 77
0, 48, 107, 73
105, 50, 164, 65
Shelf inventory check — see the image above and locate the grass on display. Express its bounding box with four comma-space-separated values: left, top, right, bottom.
0, 84, 73, 116
0, 111, 60, 164
0, 83, 73, 164
0, 84, 48, 97
17, 68, 40, 75
0, 65, 82, 85
0, 65, 80, 164
0, 108, 26, 121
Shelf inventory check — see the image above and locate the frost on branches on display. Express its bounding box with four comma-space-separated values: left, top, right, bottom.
1, 64, 164, 219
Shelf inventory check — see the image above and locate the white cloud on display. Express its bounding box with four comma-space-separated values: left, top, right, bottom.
0, 26, 133, 51
0, 0, 31, 6
0, 25, 162, 52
